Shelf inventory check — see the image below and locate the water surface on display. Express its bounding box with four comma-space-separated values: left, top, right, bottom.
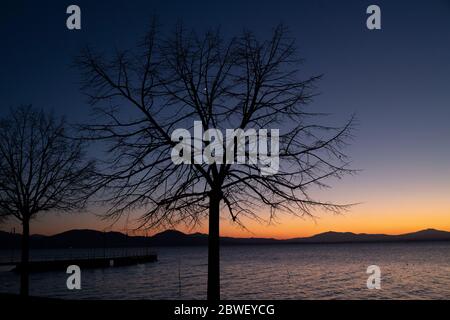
0, 242, 449, 299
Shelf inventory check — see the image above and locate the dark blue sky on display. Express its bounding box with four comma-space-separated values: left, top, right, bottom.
1, 0, 449, 235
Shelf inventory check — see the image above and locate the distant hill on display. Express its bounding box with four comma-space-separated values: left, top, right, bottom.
288, 228, 450, 244
288, 231, 392, 243
0, 228, 449, 249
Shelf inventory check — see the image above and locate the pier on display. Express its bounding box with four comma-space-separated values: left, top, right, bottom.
0, 253, 157, 272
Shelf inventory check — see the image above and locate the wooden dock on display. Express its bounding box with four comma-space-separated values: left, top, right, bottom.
1, 254, 157, 272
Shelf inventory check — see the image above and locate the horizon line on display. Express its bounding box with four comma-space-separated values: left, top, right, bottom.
2, 227, 449, 241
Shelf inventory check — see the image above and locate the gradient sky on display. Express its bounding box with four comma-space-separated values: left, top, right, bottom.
1, 0, 449, 238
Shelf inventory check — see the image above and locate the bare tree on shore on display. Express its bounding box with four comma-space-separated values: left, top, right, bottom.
0, 106, 95, 296
77, 24, 355, 301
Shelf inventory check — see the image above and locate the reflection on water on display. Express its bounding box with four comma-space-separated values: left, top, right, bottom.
0, 242, 449, 299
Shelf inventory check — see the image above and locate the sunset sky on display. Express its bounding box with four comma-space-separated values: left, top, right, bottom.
1, 0, 449, 238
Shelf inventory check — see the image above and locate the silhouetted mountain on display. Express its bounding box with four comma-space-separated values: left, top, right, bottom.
289, 231, 391, 243
38, 229, 144, 248
0, 231, 21, 248
288, 228, 450, 244
0, 228, 449, 249
396, 228, 450, 241
150, 229, 207, 245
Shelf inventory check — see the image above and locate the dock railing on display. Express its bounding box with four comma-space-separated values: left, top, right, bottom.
0, 247, 156, 266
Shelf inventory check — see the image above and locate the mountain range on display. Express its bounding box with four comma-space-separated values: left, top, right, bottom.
0, 228, 449, 249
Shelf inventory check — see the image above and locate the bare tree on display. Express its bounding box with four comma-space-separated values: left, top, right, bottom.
0, 106, 95, 296
77, 24, 355, 301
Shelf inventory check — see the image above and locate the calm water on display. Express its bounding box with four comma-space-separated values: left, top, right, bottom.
0, 242, 449, 299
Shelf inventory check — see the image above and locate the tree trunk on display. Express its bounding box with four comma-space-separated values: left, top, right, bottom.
20, 217, 30, 297
207, 191, 221, 301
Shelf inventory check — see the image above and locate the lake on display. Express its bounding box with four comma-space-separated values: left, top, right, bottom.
0, 242, 449, 299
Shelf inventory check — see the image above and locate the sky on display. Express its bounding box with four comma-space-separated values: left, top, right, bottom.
0, 0, 449, 238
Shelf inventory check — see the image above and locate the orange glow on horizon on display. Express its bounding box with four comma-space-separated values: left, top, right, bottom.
3, 202, 449, 240
3, 177, 449, 239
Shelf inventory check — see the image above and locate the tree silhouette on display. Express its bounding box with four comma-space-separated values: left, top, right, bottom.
77, 24, 355, 301
0, 106, 95, 296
